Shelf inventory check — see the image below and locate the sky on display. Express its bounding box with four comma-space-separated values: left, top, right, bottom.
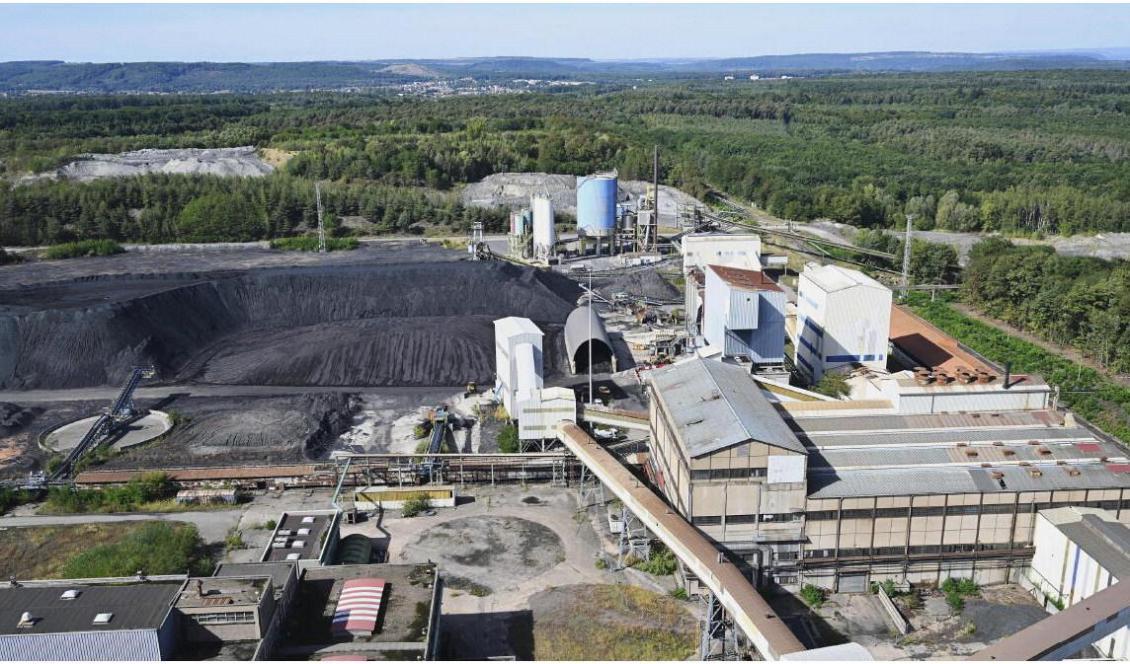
0, 3, 1128, 62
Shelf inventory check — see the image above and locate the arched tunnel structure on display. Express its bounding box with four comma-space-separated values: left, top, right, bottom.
564, 305, 617, 374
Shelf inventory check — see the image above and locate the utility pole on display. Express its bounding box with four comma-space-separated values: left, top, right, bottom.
588, 269, 594, 405
901, 214, 914, 298
650, 145, 660, 253
315, 181, 327, 254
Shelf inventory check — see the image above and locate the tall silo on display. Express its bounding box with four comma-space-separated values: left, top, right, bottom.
531, 195, 556, 261
576, 173, 618, 239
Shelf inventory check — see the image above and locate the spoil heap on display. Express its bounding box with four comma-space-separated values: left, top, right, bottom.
0, 261, 580, 389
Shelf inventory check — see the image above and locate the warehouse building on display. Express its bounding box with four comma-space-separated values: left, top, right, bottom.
1023, 507, 1129, 659
646, 353, 1130, 590
681, 233, 763, 337
493, 316, 577, 443
795, 264, 891, 383
261, 510, 341, 570
493, 317, 544, 418
702, 265, 787, 370
0, 578, 182, 661
646, 358, 809, 582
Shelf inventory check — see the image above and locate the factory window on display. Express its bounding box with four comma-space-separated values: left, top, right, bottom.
907, 545, 939, 555
872, 547, 905, 557
194, 611, 256, 626
977, 542, 1014, 551
840, 508, 874, 520
980, 503, 1015, 515
837, 547, 870, 558
944, 505, 981, 516
940, 544, 977, 554
911, 506, 945, 517
776, 575, 798, 586
777, 551, 799, 561
760, 512, 802, 523
805, 510, 837, 521
691, 468, 767, 481
804, 549, 834, 559
692, 516, 722, 526
727, 514, 758, 525
875, 507, 911, 519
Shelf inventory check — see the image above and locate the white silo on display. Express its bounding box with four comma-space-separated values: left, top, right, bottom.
531, 195, 556, 261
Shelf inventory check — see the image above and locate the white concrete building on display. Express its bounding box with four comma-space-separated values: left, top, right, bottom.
795, 264, 892, 383
703, 265, 787, 367
517, 386, 577, 442
1026, 507, 1129, 660
493, 317, 543, 418
681, 233, 763, 273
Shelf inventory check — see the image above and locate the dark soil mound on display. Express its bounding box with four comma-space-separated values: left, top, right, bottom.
0, 261, 581, 389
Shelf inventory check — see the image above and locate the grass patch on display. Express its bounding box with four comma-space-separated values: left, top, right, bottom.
669, 587, 689, 600
532, 584, 697, 661
269, 235, 358, 251
941, 577, 980, 614
43, 239, 125, 259
0, 521, 210, 579
497, 423, 519, 453
0, 487, 34, 515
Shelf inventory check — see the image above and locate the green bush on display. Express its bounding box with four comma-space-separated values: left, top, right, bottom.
497, 423, 519, 454
941, 577, 978, 614
402, 493, 431, 518
800, 584, 827, 609
631, 544, 678, 576
0, 487, 32, 515
871, 579, 898, 596
269, 235, 359, 251
45, 472, 177, 513
43, 239, 124, 259
945, 592, 965, 613
594, 558, 608, 570
813, 372, 850, 398
669, 587, 689, 600
61, 522, 209, 578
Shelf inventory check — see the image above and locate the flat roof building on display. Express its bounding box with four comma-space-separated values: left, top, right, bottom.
795, 264, 891, 383
261, 510, 341, 569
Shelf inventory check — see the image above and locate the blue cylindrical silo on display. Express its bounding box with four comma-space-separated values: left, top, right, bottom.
576, 174, 618, 238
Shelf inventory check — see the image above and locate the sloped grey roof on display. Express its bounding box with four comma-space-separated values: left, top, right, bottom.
808, 462, 1130, 498
1057, 515, 1130, 580
0, 582, 180, 636
650, 358, 805, 458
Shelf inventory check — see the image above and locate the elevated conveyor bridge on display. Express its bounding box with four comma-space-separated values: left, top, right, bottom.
557, 422, 807, 660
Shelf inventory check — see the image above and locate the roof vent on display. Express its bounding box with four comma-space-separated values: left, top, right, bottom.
1067, 467, 1082, 477
93, 613, 113, 625
1028, 469, 1043, 478
60, 589, 81, 601
285, 553, 302, 561
990, 471, 1005, 480
1003, 449, 1016, 457
1037, 448, 1052, 456
301, 516, 316, 524
992, 441, 1004, 447
964, 449, 979, 458
17, 612, 36, 628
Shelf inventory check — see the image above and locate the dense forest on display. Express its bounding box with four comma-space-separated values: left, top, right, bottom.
962, 238, 1130, 372
1, 70, 1129, 246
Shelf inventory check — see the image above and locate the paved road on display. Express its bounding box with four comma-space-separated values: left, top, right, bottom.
0, 509, 245, 543
0, 383, 464, 404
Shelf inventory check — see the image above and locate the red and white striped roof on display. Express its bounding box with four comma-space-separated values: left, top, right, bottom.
332, 577, 386, 637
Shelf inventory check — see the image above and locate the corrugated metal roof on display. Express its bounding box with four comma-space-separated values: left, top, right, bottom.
787, 410, 1061, 433
650, 358, 804, 457
708, 265, 782, 293
0, 629, 163, 661
808, 463, 1130, 498
889, 305, 996, 375
802, 426, 1096, 449
809, 440, 1125, 470
0, 582, 180, 636
1056, 515, 1130, 580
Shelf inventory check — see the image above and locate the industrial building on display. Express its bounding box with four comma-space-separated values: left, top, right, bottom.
0, 578, 183, 661
531, 194, 556, 262
681, 233, 764, 337
702, 265, 787, 370
795, 264, 892, 383
493, 316, 577, 443
493, 316, 544, 418
646, 307, 1130, 591
260, 509, 341, 569
1023, 507, 1129, 659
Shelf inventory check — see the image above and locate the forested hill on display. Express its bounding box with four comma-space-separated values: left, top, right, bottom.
1, 51, 1127, 93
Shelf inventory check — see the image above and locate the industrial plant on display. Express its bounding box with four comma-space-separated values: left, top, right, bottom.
1, 166, 1127, 663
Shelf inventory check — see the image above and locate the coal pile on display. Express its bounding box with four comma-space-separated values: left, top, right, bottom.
0, 261, 581, 390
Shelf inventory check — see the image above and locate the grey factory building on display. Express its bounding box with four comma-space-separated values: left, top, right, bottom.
646, 350, 1130, 592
